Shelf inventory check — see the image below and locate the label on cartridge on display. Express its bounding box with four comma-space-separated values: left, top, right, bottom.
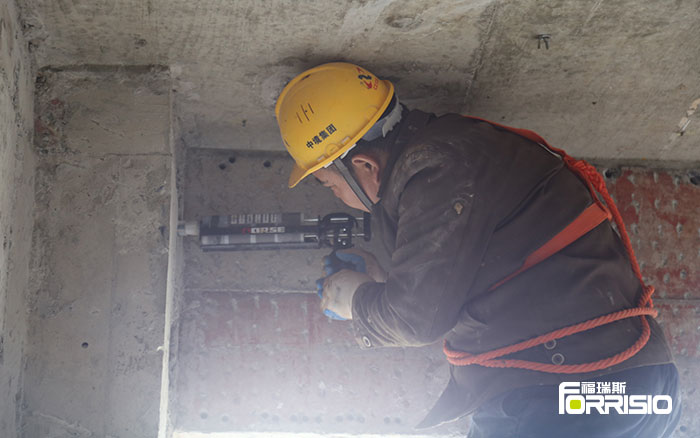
250, 226, 286, 234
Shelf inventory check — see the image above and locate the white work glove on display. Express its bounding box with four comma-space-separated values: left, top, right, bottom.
321, 269, 374, 320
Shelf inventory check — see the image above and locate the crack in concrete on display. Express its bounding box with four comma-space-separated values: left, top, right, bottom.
32, 411, 95, 435
662, 97, 700, 151
462, 2, 500, 109
676, 97, 700, 135
90, 118, 125, 138
580, 0, 606, 33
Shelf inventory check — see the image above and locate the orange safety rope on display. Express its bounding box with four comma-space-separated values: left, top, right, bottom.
443, 117, 657, 374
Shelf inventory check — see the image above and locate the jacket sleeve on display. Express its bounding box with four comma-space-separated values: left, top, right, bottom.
351, 144, 498, 348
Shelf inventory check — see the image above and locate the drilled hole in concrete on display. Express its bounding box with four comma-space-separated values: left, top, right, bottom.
688, 170, 700, 186
603, 168, 621, 179
221, 415, 229, 423
218, 163, 226, 170
200, 412, 208, 420
81, 342, 89, 349
263, 160, 272, 168
228, 156, 236, 164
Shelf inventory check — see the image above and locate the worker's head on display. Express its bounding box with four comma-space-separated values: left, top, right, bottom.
275, 62, 402, 212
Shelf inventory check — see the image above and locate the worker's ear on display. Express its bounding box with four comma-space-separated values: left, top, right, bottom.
350, 153, 381, 184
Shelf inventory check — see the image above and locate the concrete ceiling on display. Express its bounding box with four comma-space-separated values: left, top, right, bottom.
17, 0, 700, 162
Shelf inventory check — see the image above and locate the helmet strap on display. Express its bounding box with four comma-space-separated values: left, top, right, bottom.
332, 158, 374, 211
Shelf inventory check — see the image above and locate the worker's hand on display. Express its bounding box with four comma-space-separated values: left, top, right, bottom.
335, 248, 387, 283
315, 248, 384, 320
320, 269, 374, 320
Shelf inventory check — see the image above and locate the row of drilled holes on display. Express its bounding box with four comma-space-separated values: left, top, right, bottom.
218, 157, 272, 170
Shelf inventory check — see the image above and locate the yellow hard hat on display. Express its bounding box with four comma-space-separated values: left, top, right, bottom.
275, 62, 394, 188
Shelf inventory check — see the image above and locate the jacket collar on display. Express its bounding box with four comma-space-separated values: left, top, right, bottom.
376, 107, 433, 200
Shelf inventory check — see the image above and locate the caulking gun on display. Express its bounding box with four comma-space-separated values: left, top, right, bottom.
177, 212, 371, 252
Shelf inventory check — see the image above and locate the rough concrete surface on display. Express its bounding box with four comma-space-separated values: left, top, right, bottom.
22, 68, 172, 437
462, 0, 700, 162
177, 290, 457, 435
15, 0, 700, 161
16, 0, 489, 153
0, 0, 35, 437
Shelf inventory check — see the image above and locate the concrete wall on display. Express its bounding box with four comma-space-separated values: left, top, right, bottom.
0, 0, 35, 436
22, 67, 173, 437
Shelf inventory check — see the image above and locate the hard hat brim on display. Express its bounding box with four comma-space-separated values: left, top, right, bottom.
288, 163, 309, 188
288, 141, 363, 188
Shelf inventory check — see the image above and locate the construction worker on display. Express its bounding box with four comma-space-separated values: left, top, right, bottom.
274, 62, 680, 437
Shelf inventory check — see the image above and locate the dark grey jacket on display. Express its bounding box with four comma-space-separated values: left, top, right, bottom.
350, 109, 673, 428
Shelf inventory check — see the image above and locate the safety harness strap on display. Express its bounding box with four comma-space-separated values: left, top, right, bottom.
488, 203, 612, 291
443, 116, 657, 374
